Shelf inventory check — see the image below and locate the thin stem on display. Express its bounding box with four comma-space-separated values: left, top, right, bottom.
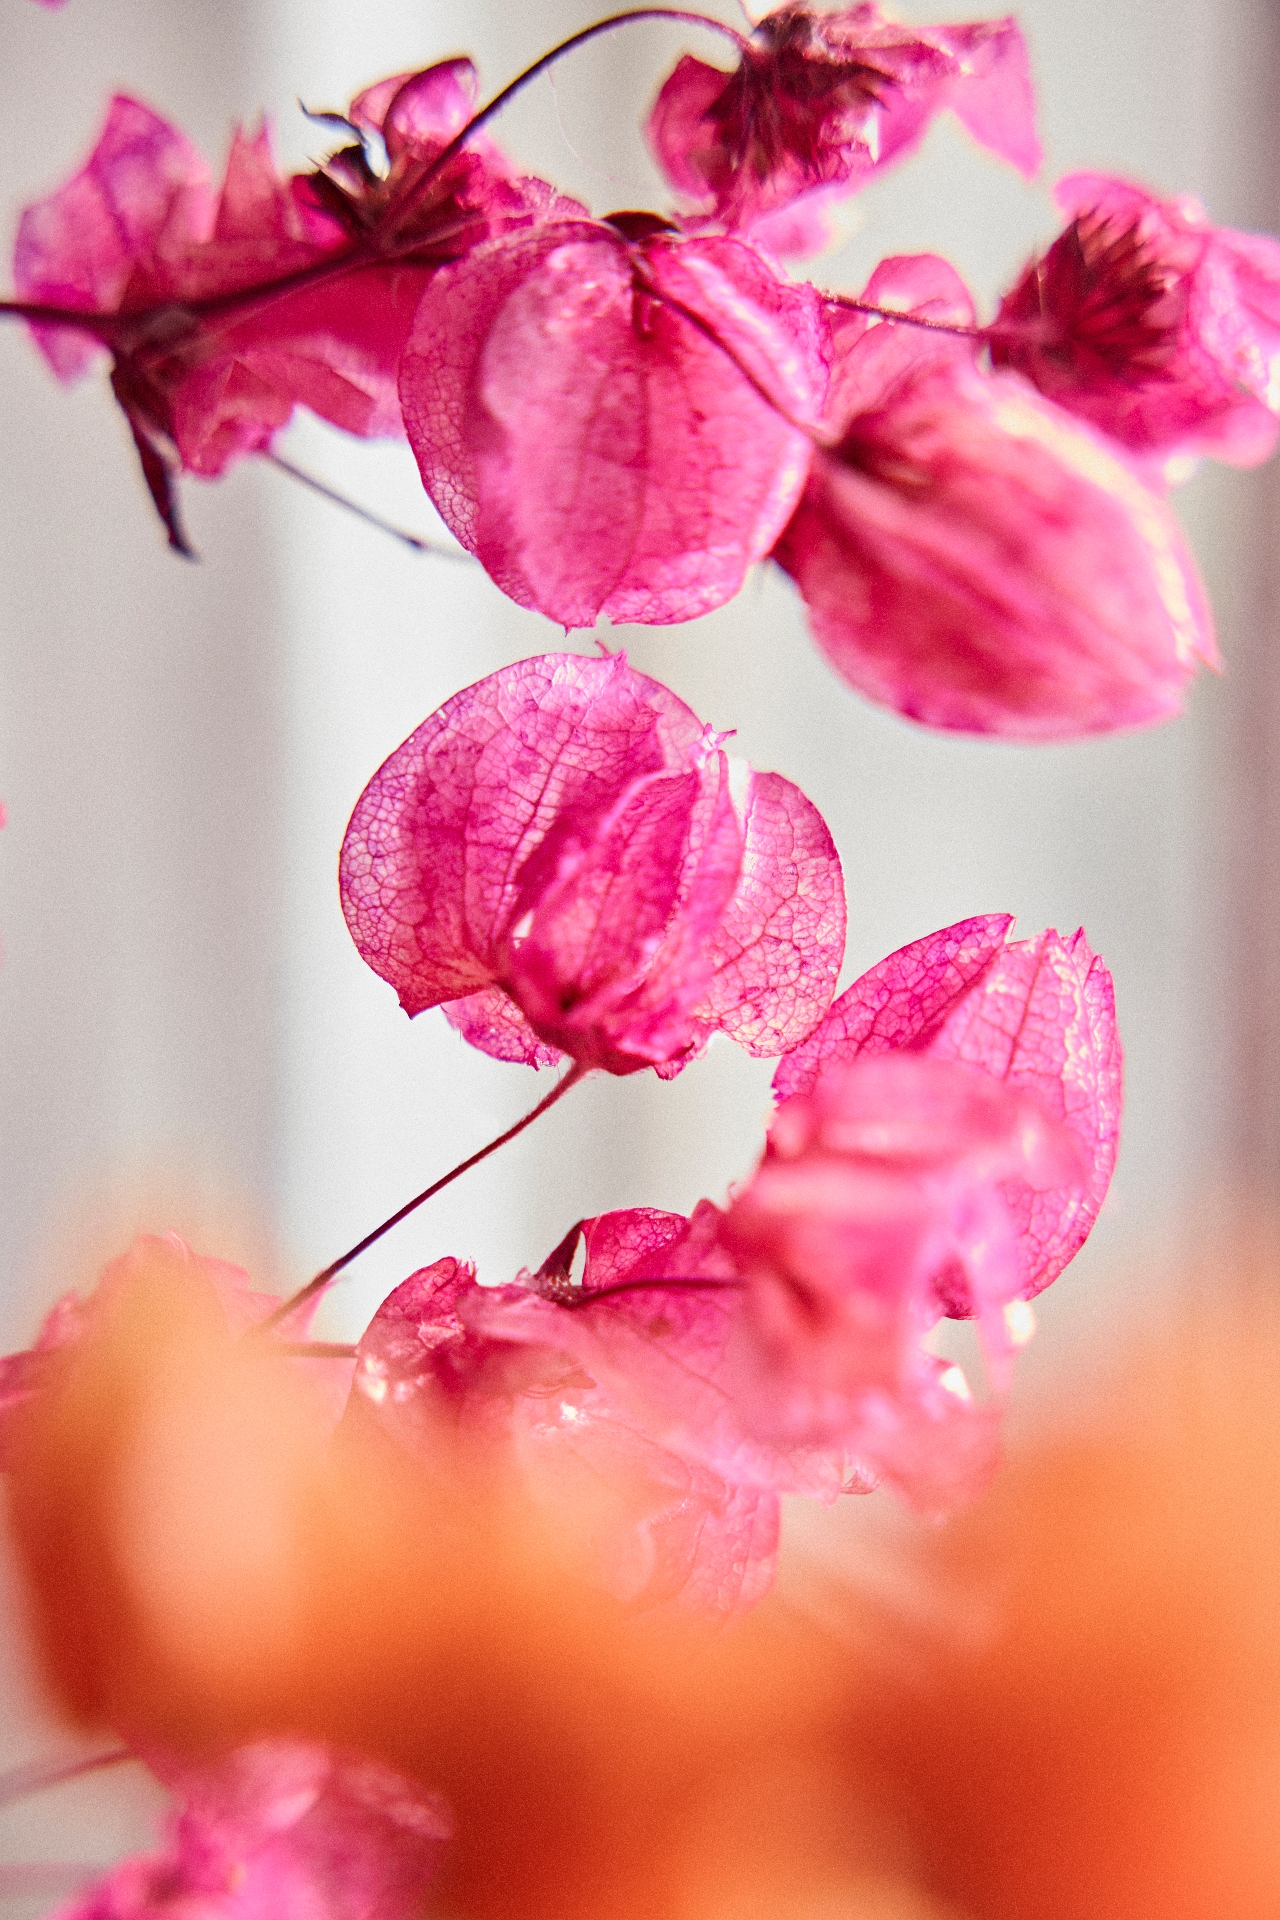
0, 1749, 132, 1813
255, 1061, 590, 1335
0, 12, 744, 349
265, 452, 473, 558
567, 1274, 743, 1307
397, 9, 747, 227
0, 298, 121, 339
827, 293, 986, 340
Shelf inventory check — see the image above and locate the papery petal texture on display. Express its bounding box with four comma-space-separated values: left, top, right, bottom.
724, 1054, 1082, 1506
399, 222, 829, 625
775, 257, 1217, 739
55, 1740, 450, 1920
775, 917, 1121, 1302
348, 1250, 779, 1618
646, 4, 1039, 255
992, 172, 1280, 468
465, 1205, 864, 1504
339, 653, 844, 1076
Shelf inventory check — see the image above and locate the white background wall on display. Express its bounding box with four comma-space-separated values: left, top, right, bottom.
0, 0, 1276, 1889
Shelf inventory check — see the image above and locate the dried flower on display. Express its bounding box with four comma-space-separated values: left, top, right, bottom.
339, 652, 845, 1077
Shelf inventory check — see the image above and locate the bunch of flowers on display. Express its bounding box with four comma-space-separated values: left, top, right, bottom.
1, 3, 1277, 1914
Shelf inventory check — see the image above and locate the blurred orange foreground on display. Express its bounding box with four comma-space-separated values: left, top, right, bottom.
4, 1237, 1279, 1919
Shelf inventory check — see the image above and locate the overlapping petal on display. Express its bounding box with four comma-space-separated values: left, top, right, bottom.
348, 1251, 778, 1618
14, 69, 575, 540
774, 256, 1217, 739
647, 4, 1039, 255
399, 221, 829, 626
993, 172, 1280, 468
775, 917, 1121, 1303
56, 1741, 450, 1920
339, 653, 844, 1077
724, 1054, 1082, 1505
15, 94, 215, 382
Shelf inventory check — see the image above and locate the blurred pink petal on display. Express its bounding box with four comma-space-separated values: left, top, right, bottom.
349, 1253, 779, 1618
993, 172, 1280, 468
14, 68, 576, 515
399, 221, 828, 625
724, 1055, 1082, 1506
775, 918, 1121, 1302
775, 257, 1217, 739
339, 653, 844, 1076
15, 95, 214, 381
647, 5, 1039, 256
56, 1740, 449, 1920
0, 1237, 352, 1466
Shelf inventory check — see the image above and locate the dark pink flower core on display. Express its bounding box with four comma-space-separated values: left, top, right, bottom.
646, 4, 1039, 256
339, 654, 845, 1077
398, 222, 829, 626
993, 173, 1280, 467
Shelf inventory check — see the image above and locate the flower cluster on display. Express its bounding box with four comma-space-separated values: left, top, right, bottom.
11, 3, 1278, 734
1, 2, 1275, 1915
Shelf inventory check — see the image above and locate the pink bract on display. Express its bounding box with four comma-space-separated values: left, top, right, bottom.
14, 73, 574, 537
723, 1054, 1083, 1506
398, 219, 829, 626
646, 4, 1039, 256
774, 255, 1218, 739
55, 1740, 450, 1920
774, 915, 1121, 1302
347, 1252, 779, 1618
339, 653, 845, 1077
465, 1205, 873, 1506
992, 172, 1280, 470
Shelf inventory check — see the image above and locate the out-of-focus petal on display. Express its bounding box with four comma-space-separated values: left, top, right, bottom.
349, 1251, 778, 1619
993, 171, 1280, 468
776, 342, 1217, 739
55, 1740, 450, 1920
646, 6, 1039, 256
15, 95, 214, 380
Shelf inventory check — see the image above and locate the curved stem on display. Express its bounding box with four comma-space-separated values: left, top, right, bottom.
0, 1749, 132, 1813
0, 12, 743, 348
397, 9, 747, 225
255, 1060, 590, 1335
